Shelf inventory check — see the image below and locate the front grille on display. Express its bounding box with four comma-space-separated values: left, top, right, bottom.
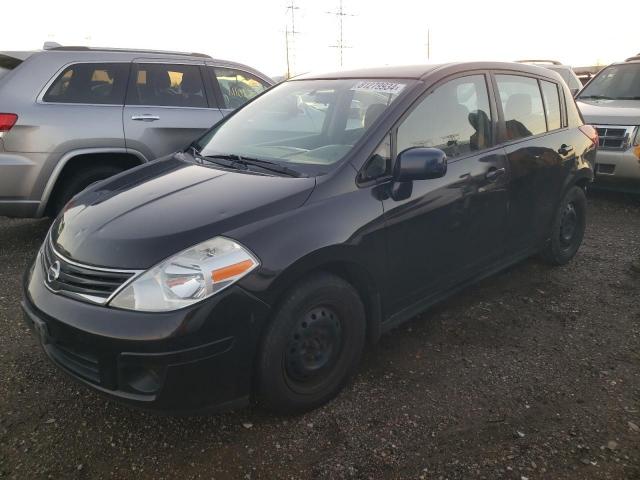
595, 125, 635, 150
42, 236, 138, 305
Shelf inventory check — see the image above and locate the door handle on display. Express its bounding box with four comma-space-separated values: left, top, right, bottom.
131, 114, 160, 122
485, 167, 506, 181
558, 144, 574, 155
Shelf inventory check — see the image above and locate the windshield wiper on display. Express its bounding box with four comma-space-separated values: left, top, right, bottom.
578, 95, 613, 100
205, 154, 305, 178
616, 96, 640, 100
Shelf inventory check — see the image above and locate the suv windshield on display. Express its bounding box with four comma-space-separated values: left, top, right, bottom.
197, 78, 411, 175
578, 63, 640, 100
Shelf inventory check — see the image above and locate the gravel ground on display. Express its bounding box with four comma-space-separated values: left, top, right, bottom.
1, 191, 639, 480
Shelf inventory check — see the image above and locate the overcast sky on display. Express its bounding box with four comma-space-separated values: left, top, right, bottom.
3, 0, 638, 77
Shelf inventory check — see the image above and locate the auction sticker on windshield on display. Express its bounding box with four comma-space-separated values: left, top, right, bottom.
351, 81, 406, 95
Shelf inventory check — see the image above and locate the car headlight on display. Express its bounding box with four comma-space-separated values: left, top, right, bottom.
109, 237, 259, 312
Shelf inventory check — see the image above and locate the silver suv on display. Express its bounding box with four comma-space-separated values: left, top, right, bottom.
576, 58, 640, 191
516, 60, 582, 96
0, 44, 273, 217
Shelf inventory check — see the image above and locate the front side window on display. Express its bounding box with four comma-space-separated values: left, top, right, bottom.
212, 67, 270, 109
577, 63, 640, 100
397, 75, 492, 159
197, 78, 410, 176
496, 75, 546, 140
360, 134, 392, 181
43, 63, 129, 104
540, 80, 562, 130
127, 64, 207, 108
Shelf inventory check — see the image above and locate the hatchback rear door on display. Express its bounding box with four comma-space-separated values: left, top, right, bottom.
492, 72, 576, 255
123, 60, 224, 161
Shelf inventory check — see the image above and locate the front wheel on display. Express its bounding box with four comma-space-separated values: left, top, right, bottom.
541, 185, 587, 265
256, 273, 366, 413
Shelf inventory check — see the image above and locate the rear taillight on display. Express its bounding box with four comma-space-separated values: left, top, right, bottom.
0, 113, 18, 132
579, 124, 599, 148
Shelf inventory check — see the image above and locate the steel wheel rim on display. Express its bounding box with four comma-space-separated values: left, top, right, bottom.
284, 306, 343, 386
559, 202, 578, 247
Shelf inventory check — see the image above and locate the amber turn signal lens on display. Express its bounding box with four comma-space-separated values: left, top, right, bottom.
212, 259, 255, 283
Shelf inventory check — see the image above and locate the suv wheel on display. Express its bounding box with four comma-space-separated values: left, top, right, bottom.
49, 165, 123, 216
256, 273, 366, 413
541, 185, 587, 265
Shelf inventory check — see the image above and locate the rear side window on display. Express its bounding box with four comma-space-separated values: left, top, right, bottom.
540, 80, 562, 130
43, 63, 129, 104
212, 67, 269, 109
496, 75, 546, 140
397, 74, 493, 159
127, 64, 207, 108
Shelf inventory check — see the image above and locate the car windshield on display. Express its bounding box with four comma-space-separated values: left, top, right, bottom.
578, 63, 640, 100
196, 78, 411, 175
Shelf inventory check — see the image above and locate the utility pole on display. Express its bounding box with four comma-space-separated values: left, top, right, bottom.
284, 0, 300, 78
327, 0, 355, 68
426, 28, 431, 61
285, 27, 291, 79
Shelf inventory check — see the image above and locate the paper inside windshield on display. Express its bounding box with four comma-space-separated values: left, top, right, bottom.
350, 81, 405, 95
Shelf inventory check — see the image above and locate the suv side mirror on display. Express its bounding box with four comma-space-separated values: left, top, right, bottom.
394, 147, 447, 181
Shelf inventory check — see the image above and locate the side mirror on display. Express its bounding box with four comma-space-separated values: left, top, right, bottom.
394, 147, 447, 181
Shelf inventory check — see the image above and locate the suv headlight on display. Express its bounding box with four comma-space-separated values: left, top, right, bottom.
109, 237, 259, 312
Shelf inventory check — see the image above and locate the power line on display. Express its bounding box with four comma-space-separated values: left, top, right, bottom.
327, 0, 356, 68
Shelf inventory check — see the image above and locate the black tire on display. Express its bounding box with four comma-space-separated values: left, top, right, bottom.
49, 165, 123, 216
256, 272, 366, 413
541, 185, 587, 265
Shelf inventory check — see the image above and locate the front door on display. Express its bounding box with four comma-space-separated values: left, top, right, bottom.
382, 74, 509, 314
123, 61, 223, 161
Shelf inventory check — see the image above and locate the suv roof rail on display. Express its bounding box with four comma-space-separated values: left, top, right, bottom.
516, 59, 563, 65
44, 45, 211, 59
43, 41, 63, 50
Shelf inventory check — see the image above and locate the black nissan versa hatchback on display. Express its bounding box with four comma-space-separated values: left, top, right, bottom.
22, 62, 597, 413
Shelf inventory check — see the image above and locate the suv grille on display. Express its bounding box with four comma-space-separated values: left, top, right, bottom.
42, 236, 139, 305
595, 125, 636, 150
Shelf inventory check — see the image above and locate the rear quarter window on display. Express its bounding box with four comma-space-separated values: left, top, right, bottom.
43, 63, 130, 105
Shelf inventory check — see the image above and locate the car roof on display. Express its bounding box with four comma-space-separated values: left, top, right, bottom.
294, 61, 562, 81
2, 45, 274, 84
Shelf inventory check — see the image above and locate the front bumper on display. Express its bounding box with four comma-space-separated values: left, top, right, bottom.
22, 255, 271, 412
593, 148, 640, 191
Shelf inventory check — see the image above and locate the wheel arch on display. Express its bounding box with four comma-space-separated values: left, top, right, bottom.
260, 248, 384, 345
38, 148, 148, 217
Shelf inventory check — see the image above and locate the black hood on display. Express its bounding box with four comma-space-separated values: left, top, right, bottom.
52, 155, 316, 269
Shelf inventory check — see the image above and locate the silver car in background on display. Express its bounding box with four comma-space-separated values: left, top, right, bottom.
576, 57, 640, 192
0, 44, 273, 217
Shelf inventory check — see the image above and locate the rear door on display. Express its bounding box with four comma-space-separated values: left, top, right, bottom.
205, 64, 271, 116
123, 61, 223, 160
493, 72, 574, 255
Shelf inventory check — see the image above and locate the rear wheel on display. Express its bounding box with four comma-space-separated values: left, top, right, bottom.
541, 185, 587, 265
49, 165, 123, 216
256, 273, 366, 413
